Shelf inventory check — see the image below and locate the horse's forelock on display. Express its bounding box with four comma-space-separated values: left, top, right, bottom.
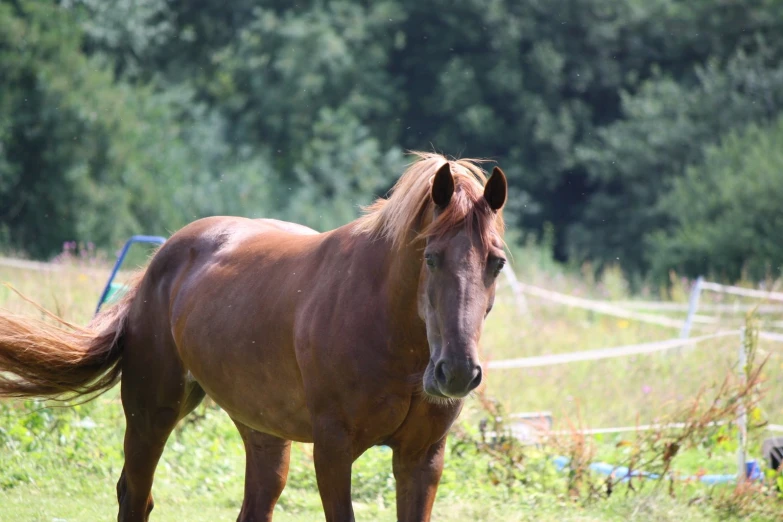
418, 179, 503, 250
354, 152, 504, 249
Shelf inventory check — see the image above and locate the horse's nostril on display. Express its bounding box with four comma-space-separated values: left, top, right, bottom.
434, 360, 450, 385
432, 359, 483, 397
468, 365, 482, 391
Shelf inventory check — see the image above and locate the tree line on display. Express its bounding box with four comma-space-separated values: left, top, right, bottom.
2, 0, 782, 282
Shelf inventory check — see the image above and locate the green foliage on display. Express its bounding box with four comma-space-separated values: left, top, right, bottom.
3, 395, 781, 521
649, 116, 783, 281
0, 1, 98, 257
0, 2, 277, 257
82, 0, 409, 232
2, 0, 783, 281
574, 43, 783, 274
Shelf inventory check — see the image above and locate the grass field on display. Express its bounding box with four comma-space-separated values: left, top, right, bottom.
1, 245, 783, 521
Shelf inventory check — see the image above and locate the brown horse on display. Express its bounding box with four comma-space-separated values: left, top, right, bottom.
0, 152, 507, 522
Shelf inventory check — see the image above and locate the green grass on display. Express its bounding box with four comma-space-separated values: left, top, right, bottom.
0, 395, 765, 522
2, 256, 783, 521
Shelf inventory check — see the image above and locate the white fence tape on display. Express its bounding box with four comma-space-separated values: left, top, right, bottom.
488, 328, 783, 371
500, 274, 783, 347
500, 272, 783, 333
517, 283, 687, 329
0, 257, 63, 272
700, 281, 783, 302
545, 421, 726, 436
609, 301, 783, 314
507, 421, 783, 437
759, 331, 783, 343
501, 265, 529, 315
0, 256, 108, 277
486, 331, 738, 370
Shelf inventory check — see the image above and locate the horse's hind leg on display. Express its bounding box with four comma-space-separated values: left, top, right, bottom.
116, 332, 205, 522
233, 421, 291, 522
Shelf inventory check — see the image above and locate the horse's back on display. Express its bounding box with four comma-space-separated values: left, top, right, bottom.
161, 216, 317, 251
254, 218, 318, 236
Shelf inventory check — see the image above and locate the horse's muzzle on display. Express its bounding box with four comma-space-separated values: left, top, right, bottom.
433, 358, 482, 398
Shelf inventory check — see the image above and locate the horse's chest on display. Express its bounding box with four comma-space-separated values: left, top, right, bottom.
382, 397, 463, 450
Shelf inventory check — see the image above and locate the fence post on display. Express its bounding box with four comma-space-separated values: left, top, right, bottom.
737, 327, 747, 485
680, 276, 704, 339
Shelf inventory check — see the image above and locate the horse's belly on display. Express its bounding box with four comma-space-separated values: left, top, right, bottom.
176, 334, 314, 442
206, 377, 314, 442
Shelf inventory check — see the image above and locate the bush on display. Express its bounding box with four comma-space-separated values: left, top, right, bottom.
649, 115, 783, 281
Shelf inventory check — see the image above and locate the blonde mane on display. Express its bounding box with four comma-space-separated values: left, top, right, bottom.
353, 152, 504, 248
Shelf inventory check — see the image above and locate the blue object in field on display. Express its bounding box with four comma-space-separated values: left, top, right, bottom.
95, 235, 166, 315
746, 459, 762, 481
552, 456, 760, 485
552, 456, 659, 482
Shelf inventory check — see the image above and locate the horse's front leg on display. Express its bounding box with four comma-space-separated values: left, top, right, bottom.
392, 436, 447, 522
313, 419, 356, 522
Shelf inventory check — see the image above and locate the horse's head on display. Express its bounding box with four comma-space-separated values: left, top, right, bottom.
419, 162, 507, 399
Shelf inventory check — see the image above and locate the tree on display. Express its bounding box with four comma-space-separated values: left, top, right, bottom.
4, 0, 783, 280
0, 1, 276, 257
649, 116, 783, 281
573, 45, 783, 273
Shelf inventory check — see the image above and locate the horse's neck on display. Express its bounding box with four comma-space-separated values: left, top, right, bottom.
342, 226, 430, 369
341, 224, 427, 345
384, 235, 427, 340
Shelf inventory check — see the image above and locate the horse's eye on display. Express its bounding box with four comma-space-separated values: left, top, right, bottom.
493, 259, 506, 277
425, 253, 436, 269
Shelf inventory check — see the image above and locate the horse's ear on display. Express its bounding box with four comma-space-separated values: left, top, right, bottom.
431, 162, 454, 208
484, 166, 507, 211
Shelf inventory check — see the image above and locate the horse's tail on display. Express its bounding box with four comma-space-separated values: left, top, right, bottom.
0, 276, 141, 400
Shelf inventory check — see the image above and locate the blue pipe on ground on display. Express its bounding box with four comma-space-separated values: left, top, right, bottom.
552, 456, 761, 484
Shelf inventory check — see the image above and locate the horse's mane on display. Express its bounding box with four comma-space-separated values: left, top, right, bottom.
353, 152, 504, 249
